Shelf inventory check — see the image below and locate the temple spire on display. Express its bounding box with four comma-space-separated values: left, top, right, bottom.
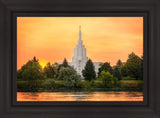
78, 25, 82, 44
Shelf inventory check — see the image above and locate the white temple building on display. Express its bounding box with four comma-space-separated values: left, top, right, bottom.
58, 26, 101, 77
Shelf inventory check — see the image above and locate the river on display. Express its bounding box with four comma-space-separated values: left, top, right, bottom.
17, 91, 143, 101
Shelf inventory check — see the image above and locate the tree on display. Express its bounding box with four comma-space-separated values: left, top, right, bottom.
62, 58, 68, 67
100, 71, 113, 88
112, 77, 120, 87
125, 53, 142, 79
116, 59, 122, 67
98, 62, 113, 77
113, 66, 122, 80
17, 57, 45, 81
120, 64, 128, 77
82, 59, 96, 81
56, 58, 70, 78
139, 56, 143, 80
17, 57, 45, 91
128, 52, 136, 59
71, 74, 81, 88
58, 67, 81, 88
43, 62, 56, 78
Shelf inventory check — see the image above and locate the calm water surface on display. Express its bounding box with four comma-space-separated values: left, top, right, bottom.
17, 91, 143, 101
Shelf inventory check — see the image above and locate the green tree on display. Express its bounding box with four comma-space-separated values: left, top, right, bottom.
100, 71, 113, 88
116, 59, 123, 67
17, 57, 45, 91
58, 67, 81, 88
98, 62, 113, 77
113, 66, 122, 80
125, 52, 142, 79
120, 65, 128, 77
139, 56, 143, 80
112, 77, 120, 87
71, 74, 81, 88
43, 62, 56, 78
62, 58, 68, 67
82, 59, 96, 81
17, 57, 44, 81
56, 58, 70, 78
128, 52, 136, 59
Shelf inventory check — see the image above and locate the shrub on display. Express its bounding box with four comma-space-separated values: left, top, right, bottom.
100, 71, 113, 88
54, 81, 65, 88
80, 81, 92, 89
112, 77, 121, 87
122, 77, 136, 80
44, 79, 55, 90
120, 80, 143, 90
17, 80, 44, 92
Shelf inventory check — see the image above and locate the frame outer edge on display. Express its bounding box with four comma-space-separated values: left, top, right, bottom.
155, 1, 160, 117
0, 0, 160, 118
0, 0, 5, 117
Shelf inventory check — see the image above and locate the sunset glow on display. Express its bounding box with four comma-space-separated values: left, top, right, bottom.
17, 17, 143, 69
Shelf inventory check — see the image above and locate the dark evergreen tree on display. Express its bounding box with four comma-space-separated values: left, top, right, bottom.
125, 52, 142, 79
82, 59, 96, 81
33, 56, 38, 63
98, 62, 113, 77
56, 58, 70, 78
62, 58, 68, 67
128, 52, 136, 59
116, 59, 122, 67
113, 66, 122, 80
120, 65, 128, 77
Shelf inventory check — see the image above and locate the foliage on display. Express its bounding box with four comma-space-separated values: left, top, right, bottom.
125, 52, 142, 79
112, 77, 121, 87
116, 59, 123, 67
58, 67, 81, 88
62, 58, 69, 67
17, 79, 143, 91
122, 77, 137, 80
82, 59, 96, 81
139, 56, 143, 80
17, 80, 44, 92
98, 62, 113, 77
120, 80, 143, 91
17, 57, 45, 81
72, 74, 81, 88
44, 79, 55, 90
113, 66, 122, 80
120, 65, 128, 77
43, 62, 56, 78
56, 58, 70, 78
100, 71, 113, 88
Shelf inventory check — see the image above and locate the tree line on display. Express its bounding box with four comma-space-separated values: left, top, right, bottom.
17, 52, 143, 89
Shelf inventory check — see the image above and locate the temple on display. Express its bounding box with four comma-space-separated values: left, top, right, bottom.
71, 26, 89, 76
58, 26, 101, 78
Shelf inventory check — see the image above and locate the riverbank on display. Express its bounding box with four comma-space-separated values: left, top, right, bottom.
17, 80, 143, 92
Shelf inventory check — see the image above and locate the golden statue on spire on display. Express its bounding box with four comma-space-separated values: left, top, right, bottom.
79, 25, 81, 31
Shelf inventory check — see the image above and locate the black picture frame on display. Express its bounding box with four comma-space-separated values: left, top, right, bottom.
0, 0, 160, 118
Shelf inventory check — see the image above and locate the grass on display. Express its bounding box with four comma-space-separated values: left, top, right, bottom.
17, 79, 143, 92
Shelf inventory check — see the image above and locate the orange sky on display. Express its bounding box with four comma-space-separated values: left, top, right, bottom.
17, 17, 143, 69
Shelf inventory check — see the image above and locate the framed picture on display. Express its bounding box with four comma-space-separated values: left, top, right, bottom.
16, 17, 144, 102
0, 0, 160, 118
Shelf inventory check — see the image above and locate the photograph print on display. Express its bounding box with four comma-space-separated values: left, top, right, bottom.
17, 17, 143, 101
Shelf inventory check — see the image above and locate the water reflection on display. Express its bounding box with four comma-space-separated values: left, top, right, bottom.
17, 91, 143, 101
